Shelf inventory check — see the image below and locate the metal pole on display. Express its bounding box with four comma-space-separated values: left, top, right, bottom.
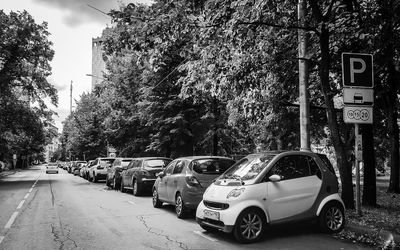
355, 123, 362, 216
70, 81, 73, 114
298, 0, 310, 151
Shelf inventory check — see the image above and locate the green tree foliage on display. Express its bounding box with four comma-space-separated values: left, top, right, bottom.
0, 10, 57, 164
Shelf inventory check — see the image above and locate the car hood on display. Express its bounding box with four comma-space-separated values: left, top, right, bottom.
203, 183, 241, 201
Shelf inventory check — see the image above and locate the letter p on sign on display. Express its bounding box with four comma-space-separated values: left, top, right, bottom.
342, 53, 373, 88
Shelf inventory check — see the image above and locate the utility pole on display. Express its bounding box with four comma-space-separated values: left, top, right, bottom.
70, 80, 73, 114
298, 0, 311, 151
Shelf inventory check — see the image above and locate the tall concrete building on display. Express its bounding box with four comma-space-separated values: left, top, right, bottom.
91, 28, 111, 90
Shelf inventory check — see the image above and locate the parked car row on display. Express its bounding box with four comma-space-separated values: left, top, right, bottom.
63, 151, 346, 243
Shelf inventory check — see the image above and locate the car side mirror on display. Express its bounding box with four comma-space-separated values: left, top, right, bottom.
269, 174, 282, 182
156, 171, 165, 178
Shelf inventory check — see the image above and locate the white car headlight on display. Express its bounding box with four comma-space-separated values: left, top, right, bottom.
227, 188, 245, 199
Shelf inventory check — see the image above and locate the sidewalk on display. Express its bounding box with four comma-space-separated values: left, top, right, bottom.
346, 222, 400, 248
0, 168, 20, 178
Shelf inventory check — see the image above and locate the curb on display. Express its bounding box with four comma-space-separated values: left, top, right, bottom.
0, 169, 19, 178
347, 222, 400, 244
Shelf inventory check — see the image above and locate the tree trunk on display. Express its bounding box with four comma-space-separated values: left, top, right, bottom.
387, 85, 400, 193
361, 124, 377, 206
319, 24, 354, 208
212, 98, 219, 156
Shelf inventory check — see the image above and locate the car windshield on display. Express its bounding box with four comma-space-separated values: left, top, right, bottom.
121, 160, 132, 167
100, 159, 115, 164
144, 159, 171, 169
221, 155, 275, 181
191, 158, 235, 175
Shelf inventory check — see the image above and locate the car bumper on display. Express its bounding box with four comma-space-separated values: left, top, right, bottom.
46, 170, 59, 174
195, 200, 235, 233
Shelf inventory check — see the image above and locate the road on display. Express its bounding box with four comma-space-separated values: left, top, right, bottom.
0, 165, 370, 250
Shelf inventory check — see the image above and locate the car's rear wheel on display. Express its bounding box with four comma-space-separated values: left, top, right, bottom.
120, 179, 126, 193
175, 193, 189, 219
152, 189, 162, 208
233, 208, 265, 243
319, 202, 345, 234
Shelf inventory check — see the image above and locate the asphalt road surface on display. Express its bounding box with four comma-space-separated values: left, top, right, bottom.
0, 165, 371, 250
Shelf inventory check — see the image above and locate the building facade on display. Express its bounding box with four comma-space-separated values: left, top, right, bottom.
91, 28, 111, 90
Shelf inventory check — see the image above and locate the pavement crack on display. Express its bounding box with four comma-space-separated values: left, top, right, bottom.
50, 223, 78, 250
137, 215, 188, 250
49, 179, 55, 206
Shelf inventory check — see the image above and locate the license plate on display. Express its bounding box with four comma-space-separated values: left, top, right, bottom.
203, 209, 220, 220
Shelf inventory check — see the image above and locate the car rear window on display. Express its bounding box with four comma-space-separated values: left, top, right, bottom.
144, 159, 171, 169
192, 158, 235, 175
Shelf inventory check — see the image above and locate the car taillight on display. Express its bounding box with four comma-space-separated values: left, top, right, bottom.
185, 175, 202, 187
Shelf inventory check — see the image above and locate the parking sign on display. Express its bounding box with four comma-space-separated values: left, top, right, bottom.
342, 53, 373, 88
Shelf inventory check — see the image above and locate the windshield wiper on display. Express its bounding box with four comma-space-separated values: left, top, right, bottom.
221, 174, 244, 185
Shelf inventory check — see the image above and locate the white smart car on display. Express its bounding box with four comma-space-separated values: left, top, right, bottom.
196, 151, 345, 243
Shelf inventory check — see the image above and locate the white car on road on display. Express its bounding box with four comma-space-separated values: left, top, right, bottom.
196, 151, 345, 243
46, 162, 59, 174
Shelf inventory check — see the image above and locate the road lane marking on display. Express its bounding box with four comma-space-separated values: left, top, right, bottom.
29, 188, 33, 193
24, 193, 29, 199
0, 236, 4, 244
17, 200, 25, 210
127, 201, 135, 205
193, 231, 218, 242
4, 212, 18, 229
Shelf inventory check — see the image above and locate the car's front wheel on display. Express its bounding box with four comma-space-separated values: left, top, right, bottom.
233, 208, 265, 243
93, 172, 98, 183
318, 202, 345, 234
175, 193, 189, 219
152, 189, 162, 208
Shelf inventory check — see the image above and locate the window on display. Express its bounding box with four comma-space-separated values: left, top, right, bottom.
192, 158, 236, 175
165, 161, 176, 175
144, 159, 171, 169
173, 161, 185, 174
308, 157, 322, 179
269, 156, 309, 181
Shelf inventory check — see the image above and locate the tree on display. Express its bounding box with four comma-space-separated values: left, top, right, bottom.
0, 10, 57, 164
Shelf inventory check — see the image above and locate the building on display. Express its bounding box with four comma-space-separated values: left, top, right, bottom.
44, 124, 60, 163
91, 28, 111, 90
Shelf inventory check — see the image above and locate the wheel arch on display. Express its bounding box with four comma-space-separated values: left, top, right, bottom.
316, 194, 345, 216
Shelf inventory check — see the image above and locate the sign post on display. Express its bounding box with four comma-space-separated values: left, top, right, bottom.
342, 52, 374, 216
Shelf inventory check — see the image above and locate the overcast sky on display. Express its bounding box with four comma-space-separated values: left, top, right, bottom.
2, 0, 151, 132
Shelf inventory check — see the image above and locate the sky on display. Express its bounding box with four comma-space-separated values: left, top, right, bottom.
2, 0, 151, 132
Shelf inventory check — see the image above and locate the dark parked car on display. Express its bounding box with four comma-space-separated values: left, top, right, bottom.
152, 156, 235, 218
70, 161, 86, 174
106, 157, 134, 189
120, 157, 172, 196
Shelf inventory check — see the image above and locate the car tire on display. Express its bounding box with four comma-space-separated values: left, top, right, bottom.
152, 188, 162, 208
132, 179, 142, 196
175, 193, 189, 219
112, 177, 118, 190
120, 179, 126, 193
318, 202, 345, 234
106, 176, 111, 187
233, 208, 265, 244
93, 173, 97, 183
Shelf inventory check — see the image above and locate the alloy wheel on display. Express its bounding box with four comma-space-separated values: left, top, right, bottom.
238, 212, 263, 241
325, 206, 344, 231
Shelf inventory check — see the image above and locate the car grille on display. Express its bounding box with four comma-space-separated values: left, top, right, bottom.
204, 200, 229, 210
